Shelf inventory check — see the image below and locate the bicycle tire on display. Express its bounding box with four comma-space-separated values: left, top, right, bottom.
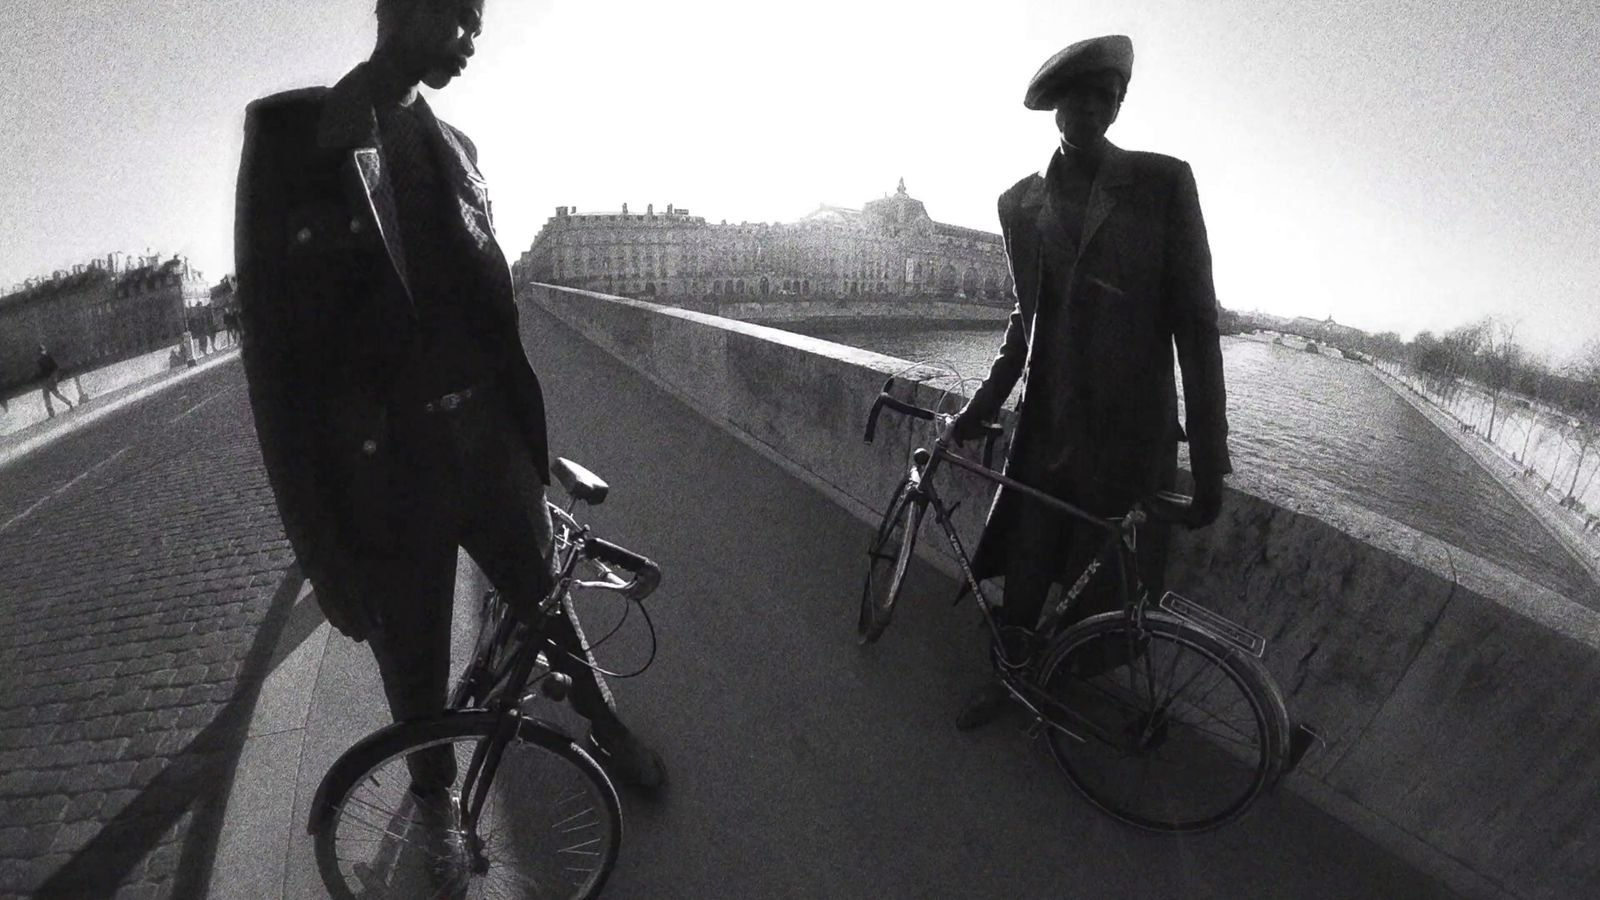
312, 711, 622, 899
1037, 612, 1290, 833
858, 479, 924, 644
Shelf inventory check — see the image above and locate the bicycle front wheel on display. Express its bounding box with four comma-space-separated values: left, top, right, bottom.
313, 712, 621, 899
1037, 612, 1290, 833
858, 479, 924, 644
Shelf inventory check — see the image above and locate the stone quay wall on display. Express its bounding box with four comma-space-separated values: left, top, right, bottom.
686, 298, 1011, 327
521, 282, 1598, 900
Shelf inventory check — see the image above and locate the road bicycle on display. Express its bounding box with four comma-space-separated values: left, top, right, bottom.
860, 377, 1296, 833
309, 457, 662, 898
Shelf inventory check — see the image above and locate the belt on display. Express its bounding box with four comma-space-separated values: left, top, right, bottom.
421, 382, 491, 414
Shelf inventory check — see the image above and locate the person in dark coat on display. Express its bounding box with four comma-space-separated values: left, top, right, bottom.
946, 35, 1232, 729
234, 0, 663, 789
36, 344, 75, 417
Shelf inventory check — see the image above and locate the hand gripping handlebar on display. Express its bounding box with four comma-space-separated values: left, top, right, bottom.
863, 377, 1003, 468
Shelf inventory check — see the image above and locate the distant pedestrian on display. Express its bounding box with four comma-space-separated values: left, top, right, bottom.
189, 307, 212, 355
223, 309, 241, 346
37, 344, 74, 417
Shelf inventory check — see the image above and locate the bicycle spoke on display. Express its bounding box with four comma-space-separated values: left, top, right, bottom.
1163, 701, 1263, 752
1155, 657, 1262, 749
1162, 650, 1236, 711
335, 810, 431, 853
1045, 620, 1281, 832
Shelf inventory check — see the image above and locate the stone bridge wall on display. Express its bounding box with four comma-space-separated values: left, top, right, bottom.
690, 298, 1011, 327
522, 282, 1599, 900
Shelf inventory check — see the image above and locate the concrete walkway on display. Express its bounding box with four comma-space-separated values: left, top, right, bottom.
0, 358, 302, 898
206, 303, 1473, 898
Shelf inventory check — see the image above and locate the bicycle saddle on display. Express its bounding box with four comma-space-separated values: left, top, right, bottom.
553, 457, 608, 505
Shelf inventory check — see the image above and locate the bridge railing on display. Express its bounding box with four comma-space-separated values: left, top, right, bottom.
521, 280, 1598, 900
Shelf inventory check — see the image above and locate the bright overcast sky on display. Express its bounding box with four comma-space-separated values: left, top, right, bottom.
3, 0, 1597, 360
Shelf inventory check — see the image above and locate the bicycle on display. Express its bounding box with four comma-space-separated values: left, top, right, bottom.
309, 457, 663, 898
859, 377, 1294, 833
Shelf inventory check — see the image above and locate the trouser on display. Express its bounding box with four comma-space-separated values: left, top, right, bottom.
999, 442, 1177, 633
41, 378, 73, 416
358, 386, 617, 792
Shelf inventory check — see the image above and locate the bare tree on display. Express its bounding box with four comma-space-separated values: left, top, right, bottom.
1423, 322, 1487, 407
1556, 340, 1600, 502
1410, 330, 1450, 400
1511, 356, 1550, 465
1474, 317, 1523, 442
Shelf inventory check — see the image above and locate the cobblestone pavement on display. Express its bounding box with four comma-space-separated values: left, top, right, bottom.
0, 358, 301, 898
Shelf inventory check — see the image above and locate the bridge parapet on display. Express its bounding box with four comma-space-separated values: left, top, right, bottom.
522, 281, 1598, 900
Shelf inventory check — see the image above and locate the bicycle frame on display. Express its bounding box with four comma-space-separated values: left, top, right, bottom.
910, 440, 1143, 652
907, 444, 1151, 747
455, 501, 654, 843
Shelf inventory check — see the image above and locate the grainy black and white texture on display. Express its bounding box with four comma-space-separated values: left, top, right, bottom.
0, 367, 298, 898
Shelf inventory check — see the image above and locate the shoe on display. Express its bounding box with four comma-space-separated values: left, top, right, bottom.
408, 784, 463, 833
586, 727, 666, 791
955, 680, 1010, 731
407, 786, 468, 880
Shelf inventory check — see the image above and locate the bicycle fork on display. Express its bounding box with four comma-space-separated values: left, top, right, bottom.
457, 646, 544, 873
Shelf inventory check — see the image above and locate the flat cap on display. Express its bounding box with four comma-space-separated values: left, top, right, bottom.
1024, 35, 1134, 110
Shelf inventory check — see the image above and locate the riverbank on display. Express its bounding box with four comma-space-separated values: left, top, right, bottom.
1369, 363, 1600, 591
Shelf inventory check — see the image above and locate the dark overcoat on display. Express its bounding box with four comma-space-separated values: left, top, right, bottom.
234, 64, 550, 640
963, 143, 1232, 582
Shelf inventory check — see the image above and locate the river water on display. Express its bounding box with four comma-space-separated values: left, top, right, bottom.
787, 323, 1597, 603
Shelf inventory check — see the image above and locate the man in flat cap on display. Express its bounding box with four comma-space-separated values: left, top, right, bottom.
947, 34, 1232, 728
235, 0, 665, 794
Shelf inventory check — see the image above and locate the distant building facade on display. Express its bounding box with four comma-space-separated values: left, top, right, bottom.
1288, 315, 1366, 349
515, 180, 1013, 306
0, 253, 206, 392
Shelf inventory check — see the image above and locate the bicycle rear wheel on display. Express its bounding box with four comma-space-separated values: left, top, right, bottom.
858, 479, 924, 643
1037, 612, 1290, 833
313, 712, 621, 899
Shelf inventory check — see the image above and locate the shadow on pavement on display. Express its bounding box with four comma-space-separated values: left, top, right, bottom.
34, 565, 308, 898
